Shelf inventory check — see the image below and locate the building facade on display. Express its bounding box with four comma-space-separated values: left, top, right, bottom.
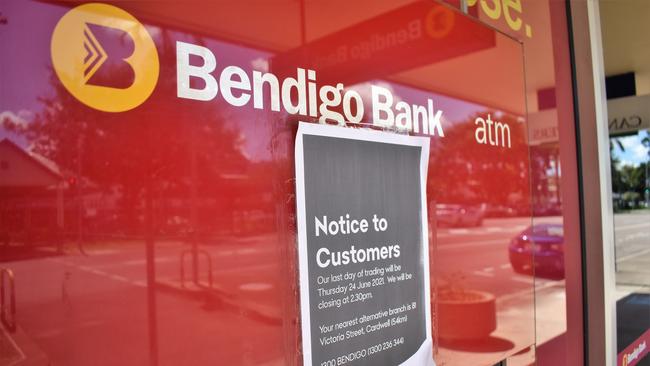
0, 1, 648, 365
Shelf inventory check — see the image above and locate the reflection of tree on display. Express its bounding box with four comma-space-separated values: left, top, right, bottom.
610, 139, 625, 194
428, 112, 529, 210
611, 136, 649, 204
13, 30, 249, 236
618, 165, 645, 192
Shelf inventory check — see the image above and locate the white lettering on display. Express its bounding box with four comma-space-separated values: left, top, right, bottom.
427, 99, 445, 137
174, 42, 452, 140
371, 85, 394, 127
317, 247, 331, 268
281, 68, 307, 115
252, 71, 280, 111
176, 41, 218, 101
220, 66, 251, 107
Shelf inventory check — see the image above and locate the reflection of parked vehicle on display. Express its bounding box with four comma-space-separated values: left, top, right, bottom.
508, 224, 564, 277
435, 203, 484, 227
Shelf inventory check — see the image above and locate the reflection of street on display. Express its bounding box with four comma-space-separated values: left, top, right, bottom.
437, 216, 565, 298
438, 217, 536, 296
5, 215, 592, 365
432, 211, 649, 364
614, 211, 650, 289
436, 216, 564, 365
5, 218, 565, 366
7, 235, 286, 366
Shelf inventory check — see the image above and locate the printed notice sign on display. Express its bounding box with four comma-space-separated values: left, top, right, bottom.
295, 122, 434, 366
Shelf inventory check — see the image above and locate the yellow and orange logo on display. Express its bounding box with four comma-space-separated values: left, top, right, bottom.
425, 6, 455, 39
51, 3, 159, 112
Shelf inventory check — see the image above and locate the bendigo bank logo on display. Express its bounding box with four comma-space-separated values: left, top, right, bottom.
82, 23, 135, 89
51, 3, 159, 112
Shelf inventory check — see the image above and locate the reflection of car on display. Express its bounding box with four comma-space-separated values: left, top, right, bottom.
435, 203, 484, 227
508, 224, 564, 277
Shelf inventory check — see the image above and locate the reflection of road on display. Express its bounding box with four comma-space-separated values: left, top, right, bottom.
437, 216, 562, 298
7, 235, 287, 366
615, 211, 650, 288
6, 216, 577, 366
435, 216, 565, 365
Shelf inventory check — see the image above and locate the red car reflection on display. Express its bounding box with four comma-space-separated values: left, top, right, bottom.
508, 224, 565, 277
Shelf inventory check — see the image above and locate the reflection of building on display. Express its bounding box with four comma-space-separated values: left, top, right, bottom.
0, 138, 63, 245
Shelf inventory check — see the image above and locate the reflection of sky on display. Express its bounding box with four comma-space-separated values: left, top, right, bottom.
612, 130, 650, 167
0, 1, 62, 112
0, 1, 64, 146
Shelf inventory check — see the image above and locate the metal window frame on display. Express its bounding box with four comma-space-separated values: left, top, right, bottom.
567, 1, 618, 365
